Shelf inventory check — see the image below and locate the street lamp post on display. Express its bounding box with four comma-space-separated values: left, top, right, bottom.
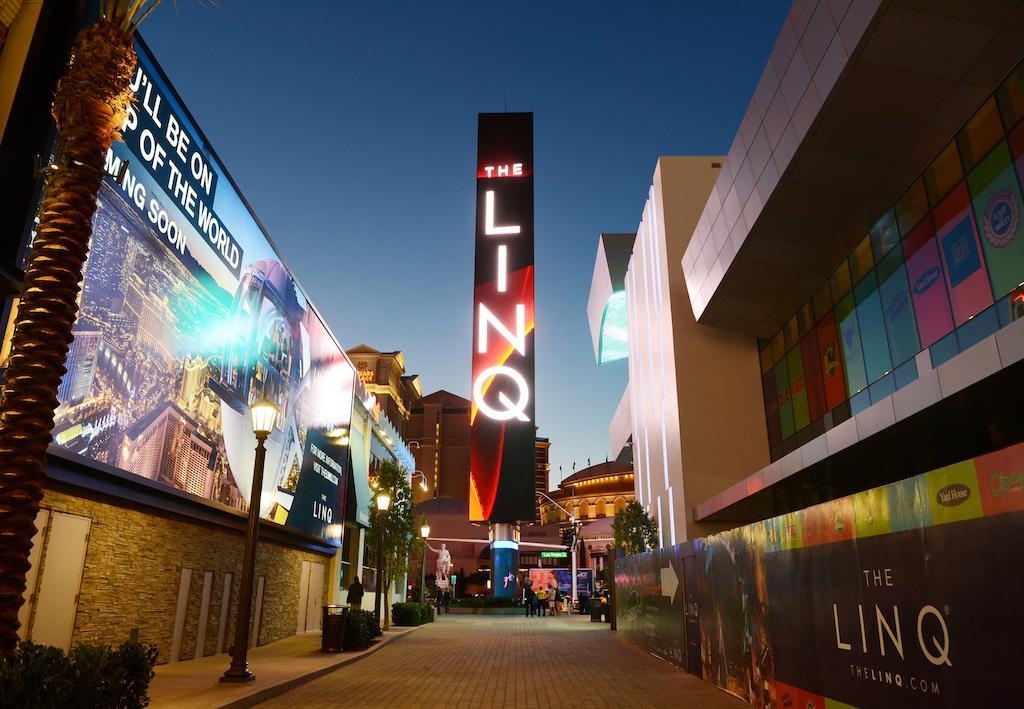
537, 491, 581, 614
373, 491, 391, 630
221, 399, 278, 683
419, 520, 430, 603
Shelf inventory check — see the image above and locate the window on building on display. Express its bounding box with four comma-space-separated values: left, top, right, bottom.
758, 59, 1024, 459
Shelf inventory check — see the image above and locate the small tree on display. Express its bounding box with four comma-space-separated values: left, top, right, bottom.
612, 500, 658, 555
367, 460, 418, 630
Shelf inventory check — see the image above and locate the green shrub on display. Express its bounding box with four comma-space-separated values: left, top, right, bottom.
391, 602, 434, 626
343, 609, 378, 650
0, 640, 157, 708
452, 596, 520, 608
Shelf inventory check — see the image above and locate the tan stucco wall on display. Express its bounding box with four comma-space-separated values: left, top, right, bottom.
657, 157, 771, 540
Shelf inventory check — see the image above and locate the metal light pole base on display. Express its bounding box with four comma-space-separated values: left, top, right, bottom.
220, 662, 256, 683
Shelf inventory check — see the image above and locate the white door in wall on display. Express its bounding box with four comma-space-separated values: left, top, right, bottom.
27, 511, 92, 650
297, 561, 325, 633
305, 562, 325, 632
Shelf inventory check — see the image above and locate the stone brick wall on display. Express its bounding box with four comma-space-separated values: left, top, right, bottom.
29, 483, 330, 664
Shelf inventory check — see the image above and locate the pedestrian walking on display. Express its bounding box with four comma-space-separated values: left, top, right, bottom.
347, 577, 364, 609
550, 584, 561, 616
443, 588, 452, 614
524, 584, 536, 617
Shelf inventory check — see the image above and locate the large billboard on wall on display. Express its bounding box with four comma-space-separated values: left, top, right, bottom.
528, 568, 594, 596
615, 441, 1024, 706
469, 113, 536, 522
41, 39, 354, 545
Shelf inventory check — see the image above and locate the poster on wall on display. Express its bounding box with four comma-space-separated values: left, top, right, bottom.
527, 568, 594, 597
614, 441, 1024, 707
469, 112, 536, 522
41, 38, 354, 544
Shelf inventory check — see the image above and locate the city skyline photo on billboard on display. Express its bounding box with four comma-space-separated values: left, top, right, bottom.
37, 37, 355, 545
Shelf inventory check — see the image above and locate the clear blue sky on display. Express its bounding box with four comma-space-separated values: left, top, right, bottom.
141, 1, 789, 489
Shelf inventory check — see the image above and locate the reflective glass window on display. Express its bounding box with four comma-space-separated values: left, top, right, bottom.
924, 142, 963, 207
895, 179, 929, 235
830, 260, 852, 302
784, 316, 800, 351
870, 210, 900, 261
957, 98, 1003, 171
997, 61, 1024, 130
771, 330, 786, 364
849, 236, 874, 284
759, 343, 773, 375
812, 281, 832, 322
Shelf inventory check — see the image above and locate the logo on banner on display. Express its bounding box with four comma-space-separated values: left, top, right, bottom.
984, 189, 1020, 248
936, 483, 971, 507
823, 343, 838, 377
941, 219, 982, 288
913, 267, 941, 295
885, 292, 909, 320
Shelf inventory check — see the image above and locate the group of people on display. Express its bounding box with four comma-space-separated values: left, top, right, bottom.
523, 582, 566, 617
434, 587, 453, 614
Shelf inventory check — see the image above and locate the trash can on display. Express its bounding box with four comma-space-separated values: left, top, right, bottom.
590, 602, 603, 622
321, 605, 348, 653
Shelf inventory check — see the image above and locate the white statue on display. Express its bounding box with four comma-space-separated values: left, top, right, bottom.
427, 541, 452, 583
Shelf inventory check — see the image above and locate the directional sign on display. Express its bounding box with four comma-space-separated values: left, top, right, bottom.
541, 551, 567, 558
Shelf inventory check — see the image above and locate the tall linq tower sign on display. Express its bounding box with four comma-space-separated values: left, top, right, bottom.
470, 112, 535, 525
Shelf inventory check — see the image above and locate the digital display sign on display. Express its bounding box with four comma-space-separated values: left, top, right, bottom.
43, 38, 355, 544
469, 113, 536, 523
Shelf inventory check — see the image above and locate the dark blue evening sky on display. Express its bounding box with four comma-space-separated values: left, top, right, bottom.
141, 1, 788, 489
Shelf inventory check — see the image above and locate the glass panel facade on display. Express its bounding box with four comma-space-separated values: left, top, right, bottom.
759, 59, 1024, 459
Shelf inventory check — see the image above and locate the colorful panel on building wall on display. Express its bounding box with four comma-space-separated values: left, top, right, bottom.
469, 113, 536, 522
774, 359, 794, 440
816, 313, 846, 410
614, 440, 1024, 707
877, 251, 920, 366
936, 184, 994, 324
836, 295, 867, 395
757, 59, 1024, 457
799, 330, 827, 421
762, 370, 782, 449
40, 39, 354, 544
785, 347, 809, 431
903, 219, 955, 348
854, 283, 892, 384
968, 142, 1024, 297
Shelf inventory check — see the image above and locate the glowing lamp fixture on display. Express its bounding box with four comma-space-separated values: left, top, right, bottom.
249, 399, 279, 436
420, 522, 430, 539
376, 492, 391, 512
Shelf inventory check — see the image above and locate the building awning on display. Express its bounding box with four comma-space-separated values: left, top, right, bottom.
682, 2, 1024, 337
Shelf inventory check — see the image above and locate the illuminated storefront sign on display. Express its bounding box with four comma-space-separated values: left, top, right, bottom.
470, 113, 535, 522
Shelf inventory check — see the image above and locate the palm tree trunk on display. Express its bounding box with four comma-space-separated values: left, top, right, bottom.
0, 20, 136, 657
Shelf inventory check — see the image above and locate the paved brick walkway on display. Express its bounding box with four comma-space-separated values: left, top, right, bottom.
261, 614, 744, 708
